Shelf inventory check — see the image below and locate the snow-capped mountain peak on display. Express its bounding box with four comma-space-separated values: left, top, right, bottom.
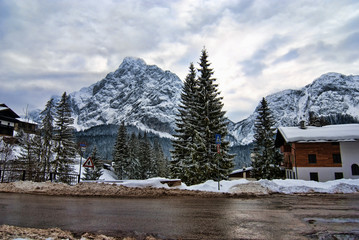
69, 57, 183, 134
228, 72, 359, 145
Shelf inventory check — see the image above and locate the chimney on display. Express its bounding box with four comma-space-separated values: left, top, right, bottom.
299, 120, 307, 129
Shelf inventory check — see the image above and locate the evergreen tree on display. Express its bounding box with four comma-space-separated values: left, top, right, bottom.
128, 132, 140, 179
170, 63, 198, 181
17, 130, 40, 181
113, 121, 130, 179
153, 139, 168, 177
193, 48, 234, 183
82, 146, 103, 180
138, 132, 153, 179
53, 92, 76, 184
0, 137, 16, 182
252, 97, 283, 180
171, 48, 234, 185
39, 98, 55, 176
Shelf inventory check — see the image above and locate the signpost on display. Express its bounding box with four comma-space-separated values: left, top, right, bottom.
215, 134, 221, 190
78, 142, 87, 183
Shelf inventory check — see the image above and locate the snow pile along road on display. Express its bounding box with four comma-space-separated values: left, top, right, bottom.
0, 178, 358, 197
258, 178, 359, 194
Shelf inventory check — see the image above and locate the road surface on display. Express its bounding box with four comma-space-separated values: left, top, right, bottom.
1, 193, 358, 239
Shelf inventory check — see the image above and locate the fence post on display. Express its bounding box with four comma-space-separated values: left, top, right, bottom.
22, 170, 26, 181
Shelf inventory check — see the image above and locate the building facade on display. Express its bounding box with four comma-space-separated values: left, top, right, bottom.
0, 104, 20, 137
275, 124, 359, 181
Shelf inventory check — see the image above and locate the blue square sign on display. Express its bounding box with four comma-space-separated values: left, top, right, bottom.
215, 134, 221, 144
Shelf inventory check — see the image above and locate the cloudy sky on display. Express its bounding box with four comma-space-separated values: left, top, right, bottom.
1, 0, 359, 122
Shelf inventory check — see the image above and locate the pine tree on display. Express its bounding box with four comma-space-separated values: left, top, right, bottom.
138, 132, 153, 179
17, 130, 40, 181
53, 92, 76, 184
82, 146, 103, 180
128, 132, 140, 179
39, 98, 55, 176
113, 121, 130, 179
252, 97, 283, 180
193, 48, 234, 183
170, 63, 198, 181
171, 48, 234, 185
0, 137, 16, 182
153, 139, 168, 177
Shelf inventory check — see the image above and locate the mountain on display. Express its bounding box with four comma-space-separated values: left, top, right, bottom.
69, 57, 182, 137
229, 72, 359, 146
30, 58, 359, 167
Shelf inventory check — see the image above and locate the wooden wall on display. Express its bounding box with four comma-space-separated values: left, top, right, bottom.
292, 142, 342, 167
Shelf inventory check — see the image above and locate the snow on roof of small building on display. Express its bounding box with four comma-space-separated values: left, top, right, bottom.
277, 124, 359, 143
230, 167, 253, 174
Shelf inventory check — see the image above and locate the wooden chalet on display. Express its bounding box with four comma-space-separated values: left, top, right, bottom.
0, 104, 37, 137
275, 123, 359, 181
0, 104, 20, 137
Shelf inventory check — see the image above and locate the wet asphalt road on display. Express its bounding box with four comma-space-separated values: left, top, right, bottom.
0, 193, 358, 239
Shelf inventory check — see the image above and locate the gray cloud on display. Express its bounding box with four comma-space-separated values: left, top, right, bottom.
274, 49, 299, 64
1, 0, 359, 122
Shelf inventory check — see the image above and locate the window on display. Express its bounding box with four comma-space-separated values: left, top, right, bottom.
352, 164, 359, 176
335, 172, 343, 179
310, 172, 319, 181
308, 154, 317, 164
333, 154, 342, 164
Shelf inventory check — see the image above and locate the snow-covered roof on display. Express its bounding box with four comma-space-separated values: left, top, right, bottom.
230, 167, 253, 174
277, 124, 359, 143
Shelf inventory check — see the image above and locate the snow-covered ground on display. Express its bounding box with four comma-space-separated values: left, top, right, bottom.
79, 176, 359, 195
71, 159, 359, 195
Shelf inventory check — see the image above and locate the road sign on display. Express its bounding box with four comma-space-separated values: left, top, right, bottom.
215, 134, 221, 144
83, 157, 94, 168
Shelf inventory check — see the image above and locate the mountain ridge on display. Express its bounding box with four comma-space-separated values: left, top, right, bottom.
28, 58, 359, 167
228, 72, 359, 146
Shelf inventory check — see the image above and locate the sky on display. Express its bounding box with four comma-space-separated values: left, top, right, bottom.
1, 0, 359, 123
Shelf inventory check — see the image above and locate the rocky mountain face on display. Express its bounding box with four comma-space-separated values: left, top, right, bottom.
229, 72, 359, 146
69, 57, 182, 136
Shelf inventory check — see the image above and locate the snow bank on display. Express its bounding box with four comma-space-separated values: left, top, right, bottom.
148, 178, 359, 194
85, 178, 359, 195
258, 178, 359, 194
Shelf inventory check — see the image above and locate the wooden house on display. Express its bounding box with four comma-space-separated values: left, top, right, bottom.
0, 104, 20, 137
0, 104, 37, 136
275, 124, 359, 181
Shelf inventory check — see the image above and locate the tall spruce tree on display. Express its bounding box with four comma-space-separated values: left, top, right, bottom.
39, 98, 55, 176
170, 63, 198, 181
138, 132, 153, 179
113, 121, 130, 179
171, 48, 234, 185
53, 92, 76, 184
128, 132, 140, 179
153, 139, 168, 177
252, 97, 283, 180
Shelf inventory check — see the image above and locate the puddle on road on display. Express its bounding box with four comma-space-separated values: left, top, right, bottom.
304, 217, 359, 223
